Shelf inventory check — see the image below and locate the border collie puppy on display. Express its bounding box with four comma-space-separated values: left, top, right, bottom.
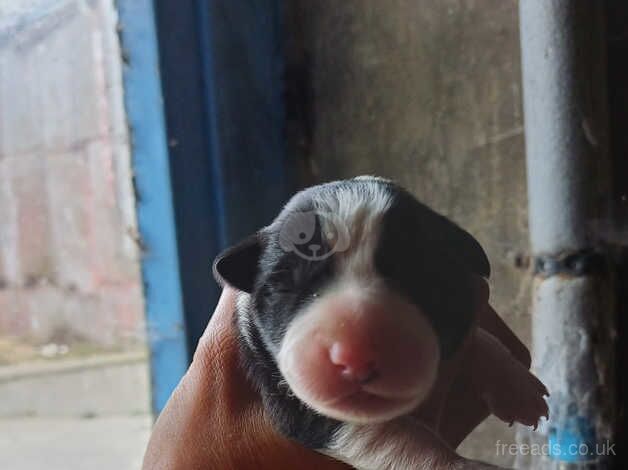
214, 176, 548, 470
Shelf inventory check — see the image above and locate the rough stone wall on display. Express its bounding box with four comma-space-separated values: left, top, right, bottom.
286, 0, 530, 466
0, 0, 143, 347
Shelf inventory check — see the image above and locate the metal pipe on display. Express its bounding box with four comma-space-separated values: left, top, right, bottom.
519, 1, 615, 468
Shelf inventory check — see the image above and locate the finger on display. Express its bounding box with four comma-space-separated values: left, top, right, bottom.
437, 367, 490, 448
471, 275, 530, 368
199, 286, 239, 342
193, 287, 240, 373
475, 305, 531, 369
145, 286, 351, 470
426, 278, 533, 449
191, 287, 252, 412
419, 334, 489, 448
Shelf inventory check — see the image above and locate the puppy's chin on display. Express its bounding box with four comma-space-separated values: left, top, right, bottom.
280, 354, 438, 424
276, 285, 441, 424
295, 380, 434, 425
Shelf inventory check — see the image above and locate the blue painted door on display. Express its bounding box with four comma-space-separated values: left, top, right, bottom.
117, 0, 292, 414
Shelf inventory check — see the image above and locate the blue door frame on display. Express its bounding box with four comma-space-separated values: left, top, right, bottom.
117, 0, 293, 414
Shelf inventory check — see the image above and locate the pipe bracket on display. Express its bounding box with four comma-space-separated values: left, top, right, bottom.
533, 249, 608, 278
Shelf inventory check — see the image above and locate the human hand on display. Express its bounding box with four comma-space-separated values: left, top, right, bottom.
142, 287, 349, 470
142, 277, 530, 469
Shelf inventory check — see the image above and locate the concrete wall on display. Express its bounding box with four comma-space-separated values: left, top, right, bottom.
0, 0, 143, 347
286, 0, 529, 466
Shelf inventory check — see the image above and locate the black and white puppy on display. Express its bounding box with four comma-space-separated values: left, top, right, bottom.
214, 176, 548, 470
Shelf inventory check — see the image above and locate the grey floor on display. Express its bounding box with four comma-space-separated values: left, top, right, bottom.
0, 353, 152, 470
0, 415, 151, 470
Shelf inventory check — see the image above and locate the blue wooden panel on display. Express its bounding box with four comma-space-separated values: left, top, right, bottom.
117, 0, 292, 412
197, 0, 294, 243
151, 0, 224, 358
116, 0, 189, 414
153, 0, 294, 354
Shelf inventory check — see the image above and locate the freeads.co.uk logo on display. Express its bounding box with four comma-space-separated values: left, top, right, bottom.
278, 211, 350, 260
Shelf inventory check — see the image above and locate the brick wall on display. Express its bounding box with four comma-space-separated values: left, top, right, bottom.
0, 0, 144, 346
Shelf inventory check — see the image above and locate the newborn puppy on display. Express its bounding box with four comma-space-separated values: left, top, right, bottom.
214, 176, 548, 469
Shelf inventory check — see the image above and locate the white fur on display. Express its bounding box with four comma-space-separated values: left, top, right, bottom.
312, 178, 393, 283
326, 419, 460, 470
353, 175, 393, 183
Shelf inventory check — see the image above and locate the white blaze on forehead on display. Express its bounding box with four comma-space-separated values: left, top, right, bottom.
312, 181, 394, 281
352, 175, 392, 184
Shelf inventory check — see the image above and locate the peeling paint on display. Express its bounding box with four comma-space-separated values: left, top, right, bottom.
520, 1, 615, 465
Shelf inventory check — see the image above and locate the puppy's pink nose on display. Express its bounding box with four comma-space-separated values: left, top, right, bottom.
329, 341, 378, 383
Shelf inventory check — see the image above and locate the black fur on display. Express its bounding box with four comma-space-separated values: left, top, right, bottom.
236, 308, 342, 448
374, 185, 488, 357
214, 178, 490, 449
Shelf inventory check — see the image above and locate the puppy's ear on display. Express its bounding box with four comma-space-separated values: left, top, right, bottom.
414, 202, 490, 278
213, 234, 262, 293
430, 214, 490, 278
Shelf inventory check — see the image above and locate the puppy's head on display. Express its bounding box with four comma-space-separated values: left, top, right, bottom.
214, 177, 489, 424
